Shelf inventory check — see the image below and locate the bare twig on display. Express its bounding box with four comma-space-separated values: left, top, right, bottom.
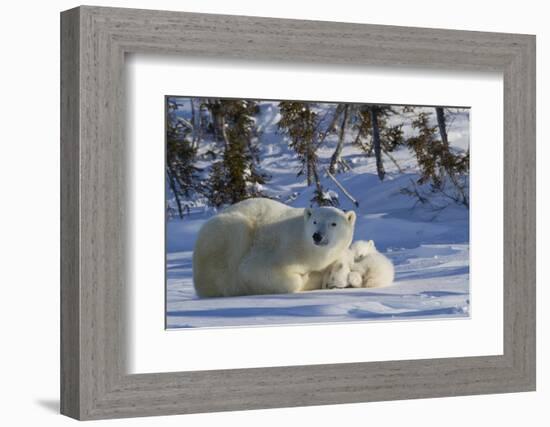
315, 104, 344, 150
380, 141, 404, 173
325, 168, 359, 207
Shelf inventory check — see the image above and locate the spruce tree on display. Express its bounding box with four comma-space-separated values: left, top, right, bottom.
166, 99, 202, 218
278, 101, 318, 185
205, 99, 267, 207
406, 110, 469, 207
278, 101, 333, 206
352, 105, 404, 180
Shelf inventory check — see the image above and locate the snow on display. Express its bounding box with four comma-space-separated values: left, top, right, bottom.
167, 244, 469, 328
166, 99, 470, 328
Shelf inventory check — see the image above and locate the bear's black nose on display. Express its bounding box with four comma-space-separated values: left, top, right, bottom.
312, 232, 323, 243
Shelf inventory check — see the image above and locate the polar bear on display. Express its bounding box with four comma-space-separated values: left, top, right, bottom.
193, 198, 356, 297
321, 248, 358, 289
350, 240, 394, 288
322, 240, 394, 289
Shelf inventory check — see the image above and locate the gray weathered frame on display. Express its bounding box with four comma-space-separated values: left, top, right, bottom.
61, 5, 536, 420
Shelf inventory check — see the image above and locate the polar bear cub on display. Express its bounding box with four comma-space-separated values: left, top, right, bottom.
321, 248, 356, 289
322, 240, 394, 289
350, 240, 394, 288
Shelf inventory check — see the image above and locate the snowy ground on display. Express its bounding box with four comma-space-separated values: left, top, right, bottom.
167, 244, 469, 328
166, 100, 470, 329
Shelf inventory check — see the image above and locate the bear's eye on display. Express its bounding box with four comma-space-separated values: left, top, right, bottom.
313, 221, 317, 225
331, 222, 337, 227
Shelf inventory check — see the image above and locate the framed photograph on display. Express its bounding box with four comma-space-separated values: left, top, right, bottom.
61, 6, 536, 420
164, 96, 471, 330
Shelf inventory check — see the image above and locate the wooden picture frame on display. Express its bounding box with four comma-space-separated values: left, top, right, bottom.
60, 5, 536, 420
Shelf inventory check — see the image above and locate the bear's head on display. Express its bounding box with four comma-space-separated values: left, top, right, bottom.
303, 207, 356, 252
350, 239, 377, 261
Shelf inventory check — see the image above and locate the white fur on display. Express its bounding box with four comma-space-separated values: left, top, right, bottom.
323, 240, 395, 289
193, 198, 356, 297
352, 247, 395, 288
347, 271, 363, 288
321, 249, 355, 289
350, 239, 377, 260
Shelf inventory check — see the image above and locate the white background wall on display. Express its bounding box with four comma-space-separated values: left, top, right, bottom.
0, 0, 547, 425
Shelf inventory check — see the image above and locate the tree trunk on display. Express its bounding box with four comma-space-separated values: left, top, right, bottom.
311, 158, 323, 198
167, 169, 184, 219
435, 107, 449, 148
435, 107, 468, 205
305, 148, 313, 186
305, 112, 316, 186
220, 115, 230, 150
189, 98, 197, 149
381, 140, 404, 173
329, 104, 349, 174
316, 104, 343, 149
370, 107, 385, 180
208, 100, 225, 143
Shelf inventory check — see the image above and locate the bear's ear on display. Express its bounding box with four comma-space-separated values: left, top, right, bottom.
346, 211, 356, 225
367, 240, 375, 249
304, 208, 312, 219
